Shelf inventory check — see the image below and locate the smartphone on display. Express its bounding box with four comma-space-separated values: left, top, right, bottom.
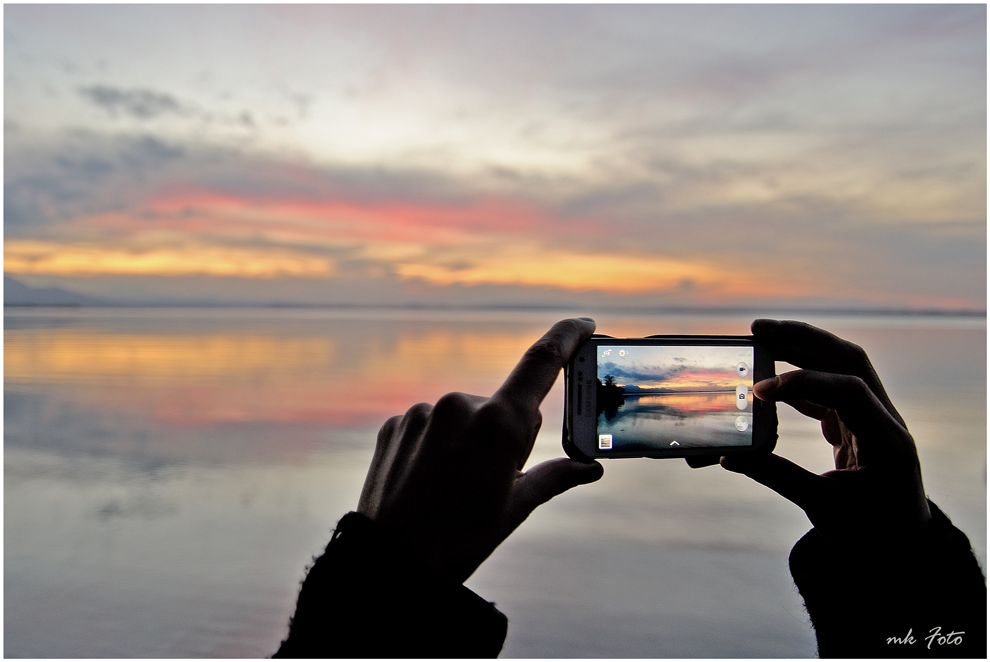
563, 334, 777, 460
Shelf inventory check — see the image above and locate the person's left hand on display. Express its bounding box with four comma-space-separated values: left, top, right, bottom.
358, 318, 605, 584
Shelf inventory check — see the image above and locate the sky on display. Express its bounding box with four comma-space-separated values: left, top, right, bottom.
4, 4, 986, 310
600, 345, 751, 391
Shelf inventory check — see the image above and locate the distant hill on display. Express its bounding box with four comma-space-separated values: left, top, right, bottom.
622, 385, 676, 394
4, 275, 105, 306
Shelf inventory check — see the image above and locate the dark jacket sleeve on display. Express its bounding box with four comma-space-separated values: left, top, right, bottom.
273, 512, 508, 658
790, 500, 986, 658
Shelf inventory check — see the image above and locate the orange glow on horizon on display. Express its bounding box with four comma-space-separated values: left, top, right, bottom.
4, 185, 854, 302
3, 325, 541, 428
632, 392, 749, 414
4, 239, 336, 278
616, 367, 745, 392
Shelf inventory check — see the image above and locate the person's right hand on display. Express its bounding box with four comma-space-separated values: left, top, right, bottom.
716, 319, 932, 547
357, 318, 604, 585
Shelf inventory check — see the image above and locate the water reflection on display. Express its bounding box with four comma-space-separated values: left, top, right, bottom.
600, 392, 752, 449
4, 319, 540, 430
4, 308, 985, 658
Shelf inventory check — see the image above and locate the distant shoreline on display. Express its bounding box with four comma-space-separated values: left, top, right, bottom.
4, 302, 986, 318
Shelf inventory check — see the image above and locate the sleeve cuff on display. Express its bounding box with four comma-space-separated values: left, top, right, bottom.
275, 512, 508, 658
789, 500, 986, 658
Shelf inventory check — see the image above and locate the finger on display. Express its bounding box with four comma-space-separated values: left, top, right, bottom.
775, 395, 831, 422
720, 452, 830, 512
752, 319, 904, 426
685, 455, 721, 468
376, 414, 403, 447
755, 380, 847, 446
757, 371, 909, 458
422, 392, 486, 448
358, 414, 404, 513
757, 375, 834, 425
510, 407, 545, 470
493, 318, 596, 414
758, 381, 850, 449
820, 410, 846, 448
508, 457, 604, 526
752, 319, 865, 373
397, 401, 433, 440
524, 408, 544, 462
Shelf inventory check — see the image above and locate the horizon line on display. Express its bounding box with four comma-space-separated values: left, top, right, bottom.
3, 301, 986, 318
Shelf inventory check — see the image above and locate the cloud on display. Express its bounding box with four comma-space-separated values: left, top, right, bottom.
4, 2, 985, 313
601, 362, 688, 384
4, 131, 188, 232
79, 85, 186, 119
4, 125, 984, 309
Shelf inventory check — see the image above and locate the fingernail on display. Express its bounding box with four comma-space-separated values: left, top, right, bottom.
578, 317, 595, 323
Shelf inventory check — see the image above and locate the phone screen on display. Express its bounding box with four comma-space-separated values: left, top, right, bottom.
595, 344, 755, 452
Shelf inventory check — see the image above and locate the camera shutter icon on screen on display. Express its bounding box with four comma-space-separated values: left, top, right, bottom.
735, 384, 748, 410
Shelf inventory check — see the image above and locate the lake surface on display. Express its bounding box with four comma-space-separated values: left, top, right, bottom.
4, 307, 986, 658
599, 392, 754, 450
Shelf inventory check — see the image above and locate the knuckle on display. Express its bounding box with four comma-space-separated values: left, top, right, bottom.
432, 391, 473, 417
376, 415, 403, 447
844, 340, 869, 363
471, 399, 528, 442
473, 400, 510, 429
843, 374, 869, 392
835, 374, 871, 401
403, 402, 434, 426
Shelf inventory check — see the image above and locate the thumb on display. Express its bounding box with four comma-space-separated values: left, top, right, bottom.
721, 452, 828, 513
509, 458, 604, 523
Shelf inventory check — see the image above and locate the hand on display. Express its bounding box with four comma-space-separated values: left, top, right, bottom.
711, 319, 932, 546
358, 318, 605, 584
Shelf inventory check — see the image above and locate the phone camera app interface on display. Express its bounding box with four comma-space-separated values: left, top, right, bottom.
597, 345, 755, 451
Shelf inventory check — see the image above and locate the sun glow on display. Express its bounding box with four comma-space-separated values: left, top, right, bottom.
4, 239, 336, 279
0, 186, 872, 303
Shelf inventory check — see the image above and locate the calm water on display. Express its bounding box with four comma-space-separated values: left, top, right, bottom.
599, 392, 754, 450
4, 308, 986, 658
